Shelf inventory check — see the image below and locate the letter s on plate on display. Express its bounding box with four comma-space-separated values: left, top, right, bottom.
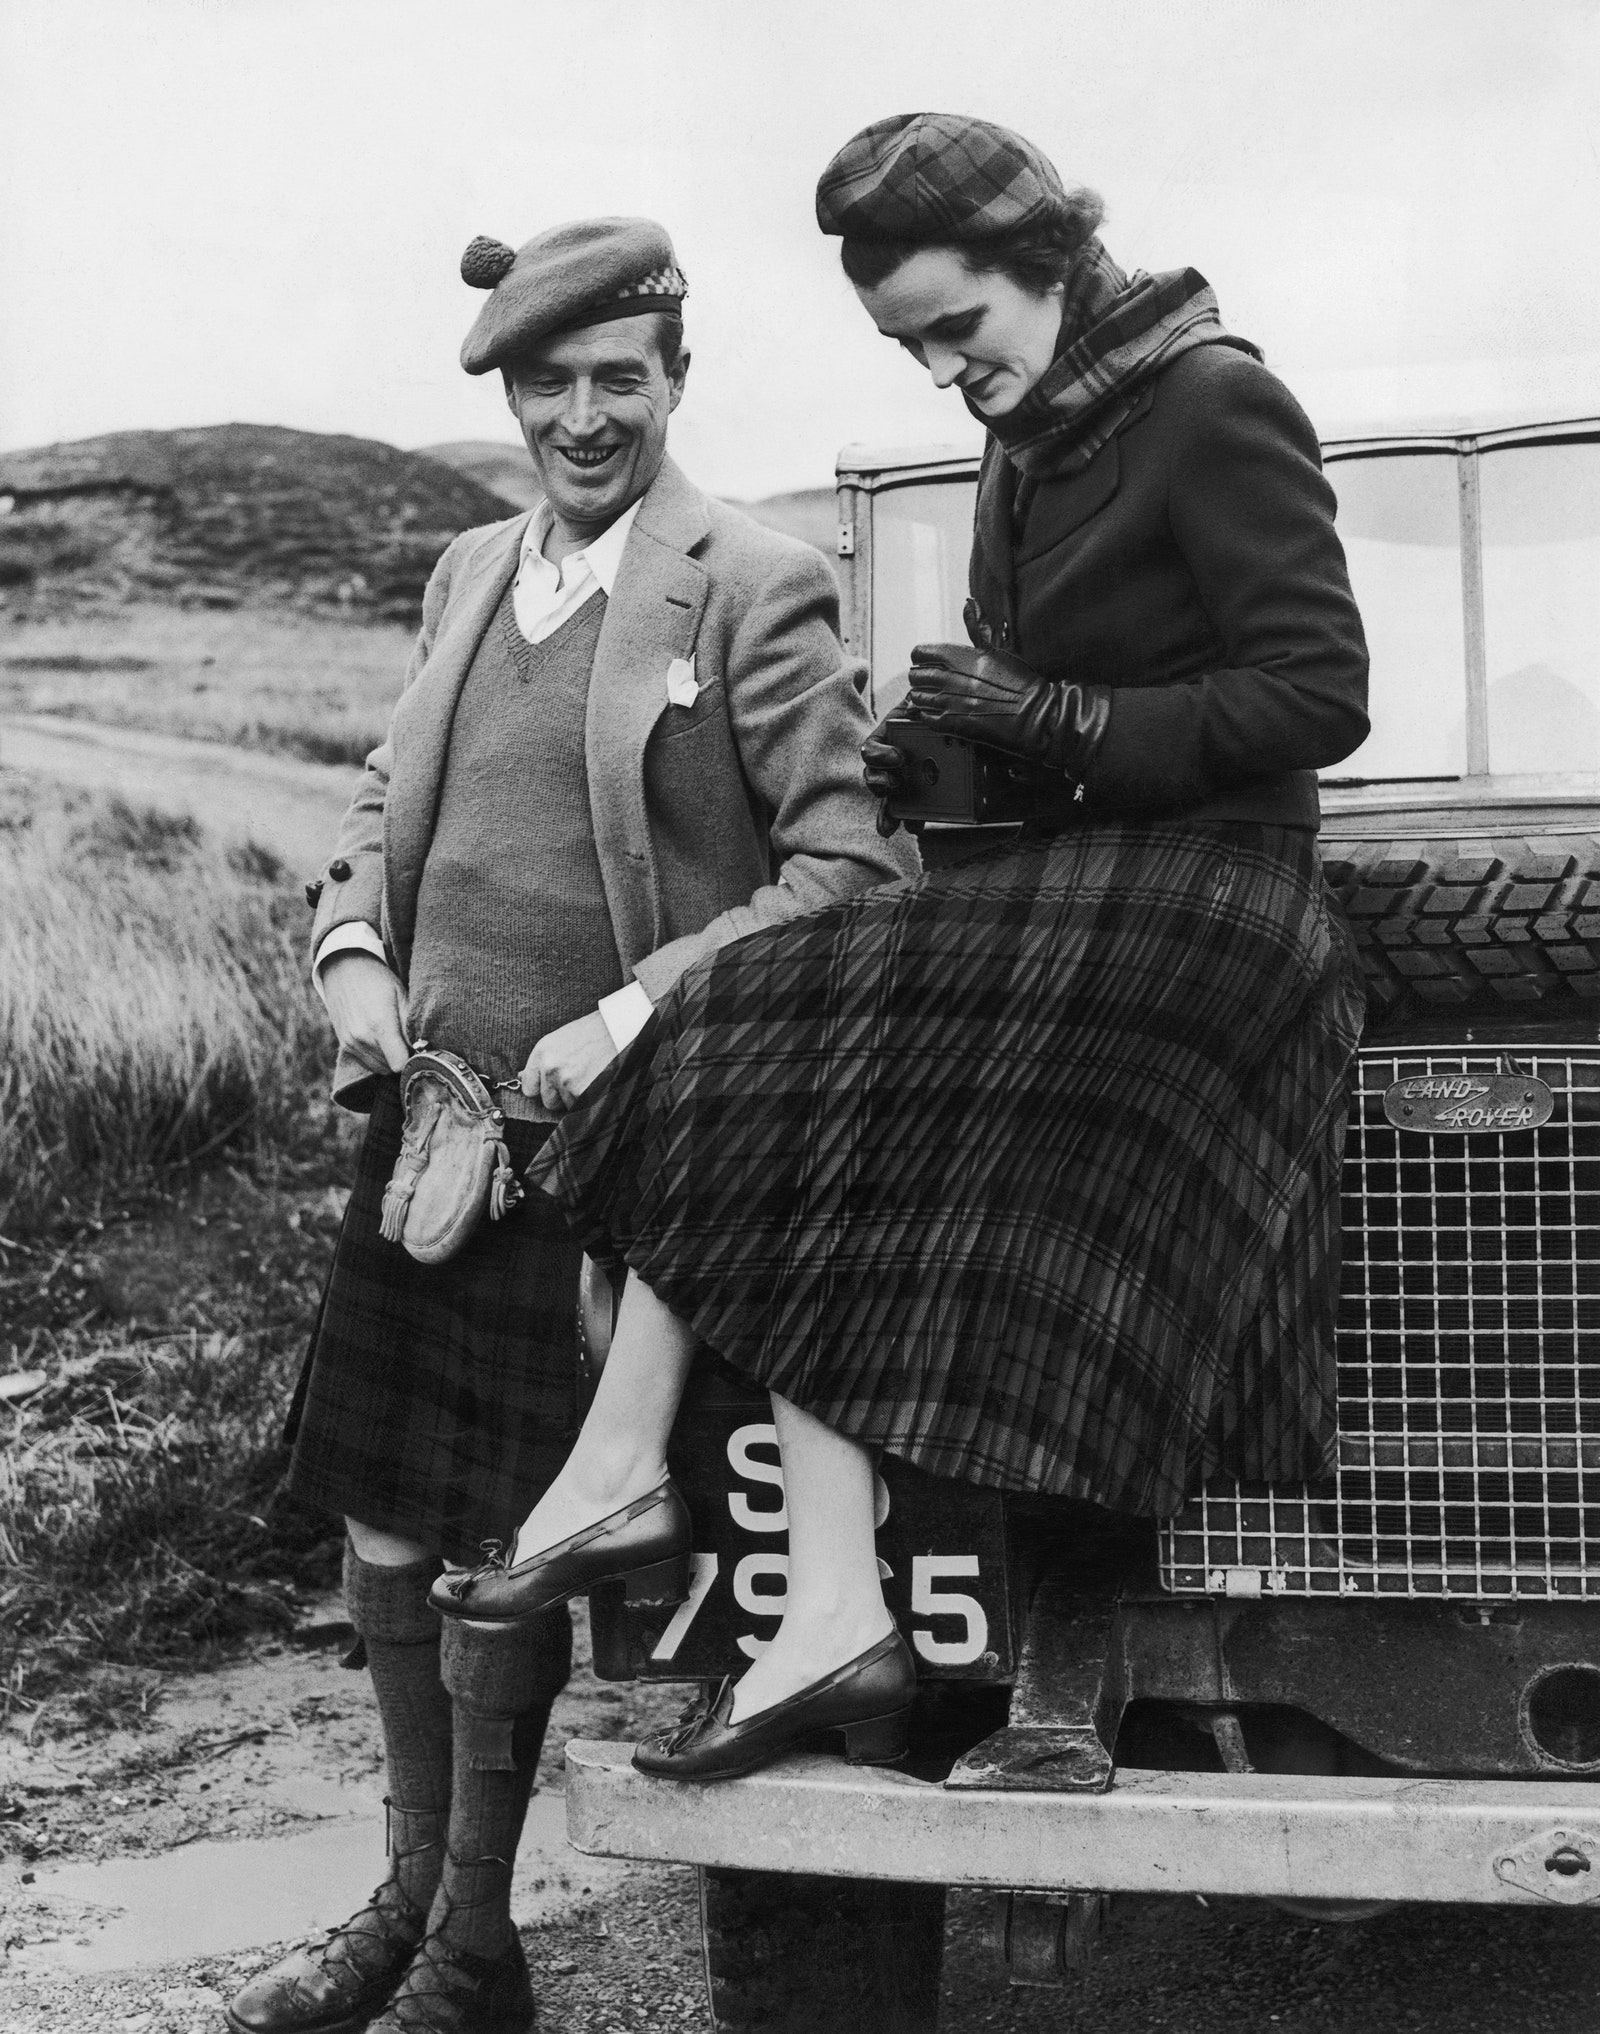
727, 1422, 788, 1532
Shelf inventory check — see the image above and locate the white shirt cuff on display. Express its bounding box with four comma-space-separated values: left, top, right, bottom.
312, 922, 390, 1005
598, 979, 654, 1051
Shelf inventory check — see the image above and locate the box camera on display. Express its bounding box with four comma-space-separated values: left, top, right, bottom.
881, 715, 1076, 830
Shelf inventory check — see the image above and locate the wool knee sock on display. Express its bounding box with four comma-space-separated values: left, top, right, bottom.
431, 1606, 573, 1959
344, 1540, 454, 1920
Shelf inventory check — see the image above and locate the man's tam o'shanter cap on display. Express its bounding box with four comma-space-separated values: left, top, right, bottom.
815, 112, 1069, 244
459, 216, 687, 376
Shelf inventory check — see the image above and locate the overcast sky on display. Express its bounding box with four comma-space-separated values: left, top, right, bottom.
4, 0, 1598, 497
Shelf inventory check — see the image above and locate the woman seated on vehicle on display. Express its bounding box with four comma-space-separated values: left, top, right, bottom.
432, 111, 1371, 1781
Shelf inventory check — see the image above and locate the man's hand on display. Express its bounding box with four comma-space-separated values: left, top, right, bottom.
321, 952, 411, 1075
519, 1011, 618, 1113
861, 715, 912, 838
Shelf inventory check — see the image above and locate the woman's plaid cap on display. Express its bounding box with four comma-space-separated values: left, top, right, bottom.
816, 112, 1069, 244
458, 216, 687, 376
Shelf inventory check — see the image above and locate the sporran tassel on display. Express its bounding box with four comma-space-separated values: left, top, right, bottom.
489, 1133, 522, 1221
379, 1171, 417, 1243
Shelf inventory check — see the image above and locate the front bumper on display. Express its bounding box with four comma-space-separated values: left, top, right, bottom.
565, 1740, 1600, 1906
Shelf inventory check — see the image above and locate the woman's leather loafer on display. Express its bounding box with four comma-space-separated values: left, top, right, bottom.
632, 1628, 917, 1782
429, 1480, 691, 1625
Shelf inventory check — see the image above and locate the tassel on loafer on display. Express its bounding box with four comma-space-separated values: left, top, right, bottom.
632, 1628, 917, 1782
429, 1480, 691, 1626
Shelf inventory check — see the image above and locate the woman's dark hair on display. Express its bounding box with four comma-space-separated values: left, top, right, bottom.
839, 187, 1105, 297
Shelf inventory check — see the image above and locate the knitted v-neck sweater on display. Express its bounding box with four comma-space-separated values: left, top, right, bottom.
406, 586, 625, 1084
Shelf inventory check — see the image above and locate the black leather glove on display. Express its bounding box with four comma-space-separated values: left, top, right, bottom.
906, 643, 1111, 788
861, 719, 911, 838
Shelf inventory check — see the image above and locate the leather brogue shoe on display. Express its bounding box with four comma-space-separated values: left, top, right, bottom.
632, 1628, 917, 1782
429, 1481, 690, 1627
366, 1931, 536, 2033
225, 1879, 426, 2034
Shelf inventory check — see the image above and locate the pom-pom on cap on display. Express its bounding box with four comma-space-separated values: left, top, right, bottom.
459, 216, 687, 376
816, 111, 1069, 244
461, 236, 517, 290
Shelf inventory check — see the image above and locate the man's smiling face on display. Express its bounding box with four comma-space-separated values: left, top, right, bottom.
505, 316, 688, 541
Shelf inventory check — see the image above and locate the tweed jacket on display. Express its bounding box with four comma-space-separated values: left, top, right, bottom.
311, 454, 918, 1108
968, 344, 1370, 830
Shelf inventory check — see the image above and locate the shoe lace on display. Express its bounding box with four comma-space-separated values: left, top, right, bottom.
384, 1795, 445, 1866
372, 1889, 515, 2030
306, 1877, 426, 1982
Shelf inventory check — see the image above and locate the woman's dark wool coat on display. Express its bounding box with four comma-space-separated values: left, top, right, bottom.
968, 343, 1370, 827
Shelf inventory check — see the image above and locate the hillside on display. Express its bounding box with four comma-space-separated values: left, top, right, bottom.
0, 425, 519, 625
732, 485, 838, 558
420, 438, 543, 510
422, 440, 838, 559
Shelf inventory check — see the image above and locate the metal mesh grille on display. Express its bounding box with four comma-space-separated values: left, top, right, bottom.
1160, 1052, 1600, 1600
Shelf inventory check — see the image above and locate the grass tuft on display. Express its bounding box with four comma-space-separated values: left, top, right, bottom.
0, 782, 334, 1239
0, 778, 353, 1711
0, 605, 409, 767
0, 1319, 345, 1722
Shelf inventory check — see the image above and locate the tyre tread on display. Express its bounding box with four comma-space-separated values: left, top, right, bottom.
1322, 831, 1600, 1031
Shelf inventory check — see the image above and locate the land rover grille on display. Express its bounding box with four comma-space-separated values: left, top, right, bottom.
1160, 1052, 1600, 1599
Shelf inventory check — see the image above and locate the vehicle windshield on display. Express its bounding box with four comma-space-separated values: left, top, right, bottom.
1479, 441, 1600, 775
1325, 453, 1466, 780
867, 481, 973, 715
865, 433, 1600, 781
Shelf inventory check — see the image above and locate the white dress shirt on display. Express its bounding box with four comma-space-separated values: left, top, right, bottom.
315, 497, 656, 1054
512, 495, 639, 642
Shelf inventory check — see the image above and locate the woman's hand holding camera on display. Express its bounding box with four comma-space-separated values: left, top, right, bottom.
906, 642, 1111, 786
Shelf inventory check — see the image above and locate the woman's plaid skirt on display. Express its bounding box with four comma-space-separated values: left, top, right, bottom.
528, 821, 1365, 1518
283, 1081, 584, 1562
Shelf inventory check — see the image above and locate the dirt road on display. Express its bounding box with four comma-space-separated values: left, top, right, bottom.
5, 1607, 1600, 2034
0, 713, 356, 876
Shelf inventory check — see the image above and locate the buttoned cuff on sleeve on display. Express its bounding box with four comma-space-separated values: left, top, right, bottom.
598, 979, 654, 1052
312, 922, 391, 1005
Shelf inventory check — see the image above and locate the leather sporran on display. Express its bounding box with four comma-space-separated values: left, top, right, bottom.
379, 1048, 524, 1264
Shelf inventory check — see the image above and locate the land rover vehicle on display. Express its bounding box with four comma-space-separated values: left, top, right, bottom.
564, 416, 1600, 2029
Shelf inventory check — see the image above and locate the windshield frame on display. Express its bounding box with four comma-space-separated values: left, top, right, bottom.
838, 417, 1600, 807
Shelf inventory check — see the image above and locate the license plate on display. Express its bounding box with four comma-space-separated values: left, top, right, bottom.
588, 1362, 1014, 1683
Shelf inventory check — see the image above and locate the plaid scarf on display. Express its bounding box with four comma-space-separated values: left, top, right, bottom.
975, 238, 1261, 480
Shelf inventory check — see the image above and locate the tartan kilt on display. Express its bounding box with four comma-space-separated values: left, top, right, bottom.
527, 820, 1365, 1518
283, 1080, 584, 1563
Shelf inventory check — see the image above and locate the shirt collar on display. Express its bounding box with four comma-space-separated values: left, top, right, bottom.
521, 494, 643, 595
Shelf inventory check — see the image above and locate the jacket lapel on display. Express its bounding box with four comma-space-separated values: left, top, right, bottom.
969, 437, 1018, 647
1013, 383, 1156, 564
384, 514, 530, 963
586, 456, 710, 967
1013, 434, 1122, 563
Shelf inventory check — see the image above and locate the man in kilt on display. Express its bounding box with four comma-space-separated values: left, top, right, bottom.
227, 218, 916, 2034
